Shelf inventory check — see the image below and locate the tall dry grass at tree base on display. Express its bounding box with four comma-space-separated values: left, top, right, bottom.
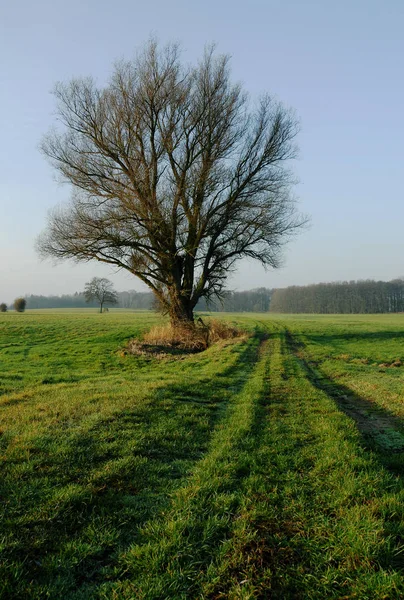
128, 319, 243, 354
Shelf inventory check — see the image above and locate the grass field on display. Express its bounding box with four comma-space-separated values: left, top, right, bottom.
1, 310, 404, 599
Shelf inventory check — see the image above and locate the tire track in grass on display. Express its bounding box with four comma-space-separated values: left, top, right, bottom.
170, 322, 404, 600
98, 324, 273, 600
26, 319, 404, 599
214, 324, 404, 600
285, 328, 404, 462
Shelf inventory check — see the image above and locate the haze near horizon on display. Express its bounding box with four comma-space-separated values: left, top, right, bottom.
1, 0, 403, 303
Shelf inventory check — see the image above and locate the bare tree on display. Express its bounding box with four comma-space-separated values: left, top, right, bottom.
38, 40, 306, 327
84, 277, 118, 313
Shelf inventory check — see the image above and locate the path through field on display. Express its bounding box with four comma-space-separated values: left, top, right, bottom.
1, 312, 404, 599
126, 319, 404, 599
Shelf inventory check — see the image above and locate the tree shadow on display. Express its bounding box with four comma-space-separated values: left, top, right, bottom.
128, 342, 203, 357
302, 328, 404, 345
0, 334, 262, 598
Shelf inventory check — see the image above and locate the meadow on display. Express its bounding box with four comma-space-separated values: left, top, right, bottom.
1, 310, 404, 599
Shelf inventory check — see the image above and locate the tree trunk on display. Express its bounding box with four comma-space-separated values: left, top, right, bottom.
100, 302, 103, 313
168, 293, 195, 329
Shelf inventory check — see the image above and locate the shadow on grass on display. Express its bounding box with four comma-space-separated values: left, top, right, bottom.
301, 328, 404, 346
209, 329, 404, 600
128, 342, 202, 357
124, 332, 272, 600
0, 334, 262, 599
285, 329, 404, 473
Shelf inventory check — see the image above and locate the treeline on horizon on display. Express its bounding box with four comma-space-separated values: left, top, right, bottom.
15, 280, 404, 314
24, 291, 154, 310
23, 288, 273, 313
270, 279, 404, 314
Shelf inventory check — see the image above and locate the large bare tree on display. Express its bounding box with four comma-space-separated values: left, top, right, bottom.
38, 40, 306, 327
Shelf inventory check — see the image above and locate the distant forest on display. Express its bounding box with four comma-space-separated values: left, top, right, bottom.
20, 280, 404, 314
24, 291, 154, 310
24, 288, 273, 313
270, 279, 404, 313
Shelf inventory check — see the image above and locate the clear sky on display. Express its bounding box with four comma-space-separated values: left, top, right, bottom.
1, 0, 403, 302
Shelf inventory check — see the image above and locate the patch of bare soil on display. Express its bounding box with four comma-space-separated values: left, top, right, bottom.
378, 359, 402, 369
332, 392, 404, 452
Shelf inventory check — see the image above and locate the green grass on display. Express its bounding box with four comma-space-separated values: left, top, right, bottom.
275, 313, 404, 462
1, 311, 404, 598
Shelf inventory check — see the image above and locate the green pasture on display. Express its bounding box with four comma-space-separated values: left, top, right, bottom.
1, 310, 404, 598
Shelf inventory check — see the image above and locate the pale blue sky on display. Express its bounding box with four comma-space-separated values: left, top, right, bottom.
1, 0, 403, 302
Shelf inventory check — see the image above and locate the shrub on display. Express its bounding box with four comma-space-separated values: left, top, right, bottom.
129, 318, 243, 356
14, 298, 26, 313
0, 303, 7, 312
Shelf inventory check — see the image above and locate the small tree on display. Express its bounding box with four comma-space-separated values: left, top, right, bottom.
14, 298, 26, 312
84, 277, 118, 313
0, 303, 7, 312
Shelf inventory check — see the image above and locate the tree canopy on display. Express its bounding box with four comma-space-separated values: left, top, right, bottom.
84, 277, 118, 312
14, 298, 26, 313
38, 40, 305, 326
